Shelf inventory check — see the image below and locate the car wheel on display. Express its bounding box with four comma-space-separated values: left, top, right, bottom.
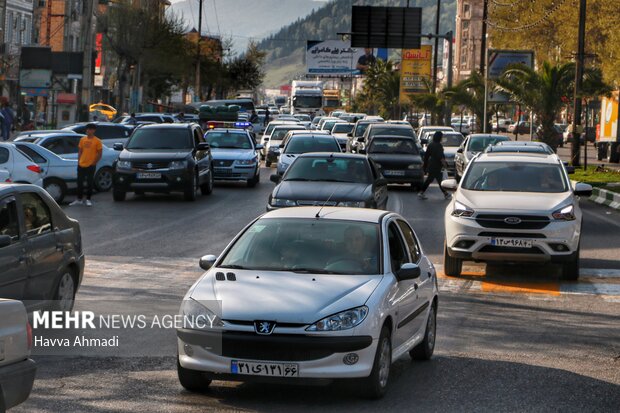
200, 169, 214, 195
113, 189, 126, 202
410, 301, 437, 360
359, 326, 391, 399
184, 174, 197, 201
44, 178, 67, 203
247, 171, 260, 188
53, 270, 76, 312
561, 247, 580, 281
443, 241, 462, 276
177, 357, 211, 392
94, 167, 113, 192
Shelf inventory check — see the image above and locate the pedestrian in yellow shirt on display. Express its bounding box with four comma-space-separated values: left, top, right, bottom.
69, 123, 102, 207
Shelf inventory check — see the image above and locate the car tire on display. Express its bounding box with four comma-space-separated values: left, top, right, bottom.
247, 171, 260, 188
184, 174, 197, 201
359, 326, 391, 399
52, 270, 76, 312
43, 178, 67, 203
200, 169, 214, 195
561, 247, 580, 281
410, 301, 437, 360
113, 190, 126, 202
94, 167, 113, 192
177, 357, 211, 392
443, 241, 462, 277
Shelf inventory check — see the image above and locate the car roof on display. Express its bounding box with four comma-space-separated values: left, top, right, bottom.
138, 123, 192, 129
289, 133, 336, 140
369, 123, 413, 129
286, 130, 328, 135
468, 134, 511, 139
19, 132, 86, 140
262, 206, 389, 224
371, 135, 416, 140
475, 152, 560, 164
273, 125, 306, 130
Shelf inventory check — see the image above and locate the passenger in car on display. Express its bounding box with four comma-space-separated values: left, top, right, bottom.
23, 205, 40, 231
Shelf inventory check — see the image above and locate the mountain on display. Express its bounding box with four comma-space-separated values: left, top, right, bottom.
167, 0, 327, 53
257, 0, 457, 87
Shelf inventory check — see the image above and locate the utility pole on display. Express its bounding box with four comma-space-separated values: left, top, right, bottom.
195, 0, 203, 103
80, 0, 95, 120
479, 0, 488, 75
432, 0, 441, 93
571, 0, 587, 167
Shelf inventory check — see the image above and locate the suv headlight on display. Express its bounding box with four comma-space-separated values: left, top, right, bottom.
408, 164, 421, 169
271, 198, 297, 207
179, 298, 224, 329
337, 201, 365, 207
552, 204, 576, 221
169, 160, 188, 169
236, 158, 257, 166
116, 160, 131, 170
452, 201, 474, 217
306, 306, 369, 331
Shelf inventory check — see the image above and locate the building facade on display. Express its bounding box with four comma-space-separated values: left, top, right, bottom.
454, 0, 484, 83
1, 0, 35, 99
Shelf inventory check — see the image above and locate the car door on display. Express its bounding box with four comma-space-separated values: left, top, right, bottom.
368, 159, 388, 208
455, 137, 468, 176
19, 192, 64, 301
193, 127, 211, 185
386, 221, 423, 349
0, 147, 12, 180
0, 196, 28, 300
40, 137, 68, 156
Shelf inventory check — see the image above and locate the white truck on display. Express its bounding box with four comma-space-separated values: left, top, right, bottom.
290, 80, 324, 116
0, 299, 36, 411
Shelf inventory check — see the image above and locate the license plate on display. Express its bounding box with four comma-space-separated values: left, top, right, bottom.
136, 172, 161, 179
231, 360, 299, 377
383, 170, 405, 176
491, 238, 533, 248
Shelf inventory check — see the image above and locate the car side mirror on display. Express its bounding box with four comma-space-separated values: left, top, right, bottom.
457, 147, 463, 153
113, 143, 124, 151
396, 263, 421, 281
199, 255, 217, 271
573, 182, 592, 197
270, 174, 281, 184
441, 179, 458, 191
0, 235, 11, 248
196, 142, 210, 151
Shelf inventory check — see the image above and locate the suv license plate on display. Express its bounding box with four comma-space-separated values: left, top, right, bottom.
491, 238, 532, 248
231, 360, 299, 377
136, 172, 161, 179
383, 170, 405, 176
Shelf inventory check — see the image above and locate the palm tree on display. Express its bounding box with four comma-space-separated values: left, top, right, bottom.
353, 60, 401, 119
443, 72, 489, 133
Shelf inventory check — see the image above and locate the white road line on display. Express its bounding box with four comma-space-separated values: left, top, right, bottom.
580, 268, 620, 278
560, 283, 620, 296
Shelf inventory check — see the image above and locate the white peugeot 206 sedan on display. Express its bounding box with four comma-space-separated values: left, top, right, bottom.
176, 207, 439, 398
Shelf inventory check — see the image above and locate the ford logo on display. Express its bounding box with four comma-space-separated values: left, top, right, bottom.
504, 217, 522, 225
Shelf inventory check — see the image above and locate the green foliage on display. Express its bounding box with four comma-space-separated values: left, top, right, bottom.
443, 71, 488, 132
353, 60, 401, 119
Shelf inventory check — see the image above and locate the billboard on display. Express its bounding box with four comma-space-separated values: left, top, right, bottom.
399, 45, 432, 104
487, 49, 534, 103
306, 40, 366, 76
19, 69, 52, 89
351, 6, 422, 49
599, 91, 619, 142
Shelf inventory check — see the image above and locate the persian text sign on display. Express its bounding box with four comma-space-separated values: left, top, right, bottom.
306, 40, 365, 76
399, 45, 432, 104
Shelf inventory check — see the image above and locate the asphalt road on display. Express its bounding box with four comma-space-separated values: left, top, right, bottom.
15, 166, 620, 412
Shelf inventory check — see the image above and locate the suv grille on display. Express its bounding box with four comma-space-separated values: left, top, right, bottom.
213, 160, 234, 167
297, 200, 338, 206
475, 214, 550, 230
132, 161, 169, 170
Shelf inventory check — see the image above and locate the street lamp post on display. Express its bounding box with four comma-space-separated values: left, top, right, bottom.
571, 0, 587, 167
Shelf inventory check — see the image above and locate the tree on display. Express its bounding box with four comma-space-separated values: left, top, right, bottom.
353, 59, 401, 119
443, 71, 489, 133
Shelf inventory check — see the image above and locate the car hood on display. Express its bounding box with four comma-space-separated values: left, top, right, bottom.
211, 148, 256, 160
191, 270, 382, 323
120, 149, 189, 161
444, 147, 459, 158
458, 189, 572, 212
275, 181, 372, 201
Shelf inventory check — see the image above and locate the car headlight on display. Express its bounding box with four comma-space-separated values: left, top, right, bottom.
306, 306, 369, 332
452, 201, 474, 217
337, 201, 365, 207
169, 160, 188, 169
552, 204, 576, 221
408, 164, 421, 169
179, 298, 224, 329
116, 160, 131, 170
271, 198, 297, 207
236, 158, 257, 166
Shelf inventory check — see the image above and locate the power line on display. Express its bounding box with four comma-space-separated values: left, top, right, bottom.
212, 0, 221, 36
487, 0, 568, 32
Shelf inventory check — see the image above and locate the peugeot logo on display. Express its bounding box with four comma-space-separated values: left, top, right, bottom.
254, 321, 276, 335
504, 217, 522, 225
219, 161, 225, 166
146, 163, 153, 169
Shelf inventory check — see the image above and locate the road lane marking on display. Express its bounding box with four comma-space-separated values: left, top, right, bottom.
580, 268, 620, 278
582, 208, 620, 229
480, 281, 561, 296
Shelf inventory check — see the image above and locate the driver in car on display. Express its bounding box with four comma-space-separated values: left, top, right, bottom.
327, 226, 377, 273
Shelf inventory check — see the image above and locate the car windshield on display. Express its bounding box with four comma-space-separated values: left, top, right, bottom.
442, 134, 465, 147
284, 157, 371, 183
354, 123, 372, 137
468, 136, 510, 152
368, 138, 419, 154
284, 137, 340, 154
219, 218, 380, 275
462, 161, 568, 193
332, 124, 354, 134
272, 127, 304, 141
295, 115, 311, 121
205, 132, 252, 149
323, 121, 343, 130
126, 128, 192, 150
293, 96, 322, 108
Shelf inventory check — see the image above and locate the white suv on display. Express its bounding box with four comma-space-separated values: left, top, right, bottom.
441, 151, 592, 280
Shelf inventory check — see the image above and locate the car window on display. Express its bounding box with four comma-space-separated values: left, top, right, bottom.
285, 137, 339, 154
369, 127, 414, 139
442, 134, 465, 147
462, 161, 568, 193
468, 136, 509, 152
41, 137, 66, 155
0, 199, 19, 241
284, 157, 371, 183
205, 132, 252, 149
397, 220, 421, 263
387, 222, 409, 273
64, 136, 81, 154
126, 128, 193, 150
21, 192, 52, 237
0, 147, 9, 164
16, 145, 47, 164
368, 138, 419, 155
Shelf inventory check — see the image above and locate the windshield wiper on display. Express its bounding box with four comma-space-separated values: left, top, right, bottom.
284, 178, 312, 181
218, 264, 246, 269
291, 268, 344, 275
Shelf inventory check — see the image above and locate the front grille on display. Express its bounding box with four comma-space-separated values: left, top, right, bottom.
214, 160, 234, 167
478, 245, 545, 254
213, 168, 244, 179
132, 161, 169, 170
475, 214, 550, 230
478, 232, 547, 239
297, 200, 338, 206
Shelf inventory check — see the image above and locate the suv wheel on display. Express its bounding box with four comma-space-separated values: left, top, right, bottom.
359, 326, 391, 399
200, 169, 214, 195
177, 357, 211, 392
410, 301, 436, 360
561, 247, 580, 281
443, 241, 462, 276
184, 174, 197, 201
94, 167, 113, 192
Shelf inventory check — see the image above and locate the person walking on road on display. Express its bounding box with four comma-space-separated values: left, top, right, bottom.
419, 131, 450, 200
264, 108, 270, 126
69, 123, 103, 207
0, 99, 14, 141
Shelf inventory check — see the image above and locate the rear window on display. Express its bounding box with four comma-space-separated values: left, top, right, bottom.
0, 147, 9, 164
368, 138, 419, 155
271, 127, 305, 141
205, 132, 252, 149
126, 128, 193, 150
285, 157, 371, 184
206, 100, 255, 112
285, 137, 340, 154
369, 127, 414, 139
468, 136, 510, 152
332, 124, 354, 133
441, 134, 465, 147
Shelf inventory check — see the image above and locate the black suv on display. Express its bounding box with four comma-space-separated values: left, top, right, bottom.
112, 124, 214, 201
0, 184, 84, 311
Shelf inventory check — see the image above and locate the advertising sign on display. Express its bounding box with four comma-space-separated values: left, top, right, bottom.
95, 33, 103, 75
399, 45, 432, 104
19, 69, 52, 89
487, 49, 534, 103
599, 91, 619, 142
306, 40, 366, 76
